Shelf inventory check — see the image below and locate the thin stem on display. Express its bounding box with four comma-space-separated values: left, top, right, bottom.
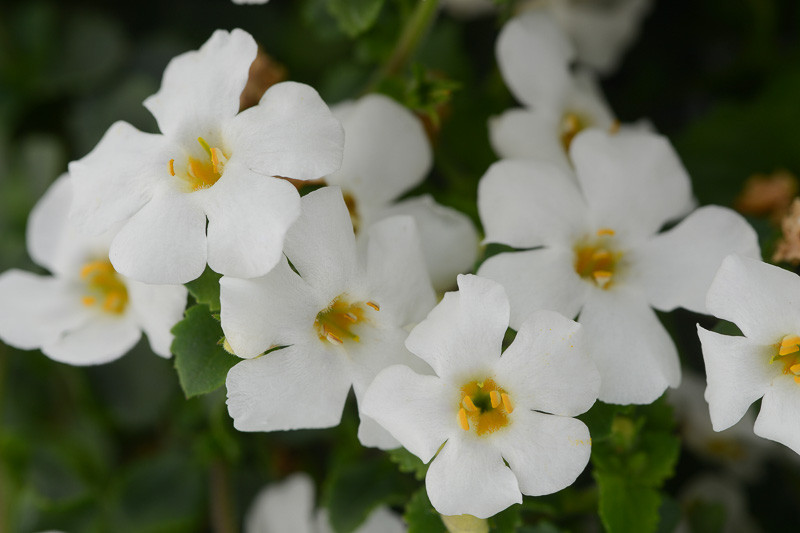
210, 460, 237, 533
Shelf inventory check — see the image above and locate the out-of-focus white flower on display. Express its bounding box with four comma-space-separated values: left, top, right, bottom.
490, 12, 615, 170
699, 254, 800, 455
478, 129, 760, 405
69, 29, 343, 284
0, 174, 186, 365
327, 94, 479, 291
222, 187, 436, 448
363, 274, 599, 518
245, 473, 405, 533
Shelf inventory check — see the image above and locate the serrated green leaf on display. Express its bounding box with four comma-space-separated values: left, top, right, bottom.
171, 305, 239, 398
388, 447, 428, 480
634, 433, 681, 486
184, 266, 222, 312
405, 487, 446, 533
326, 0, 385, 38
595, 472, 661, 533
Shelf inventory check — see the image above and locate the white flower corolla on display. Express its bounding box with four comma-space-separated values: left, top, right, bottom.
245, 473, 405, 533
698, 254, 800, 456
222, 187, 436, 448
326, 94, 479, 291
490, 11, 616, 171
0, 174, 187, 365
477, 129, 760, 405
69, 29, 343, 284
363, 274, 600, 519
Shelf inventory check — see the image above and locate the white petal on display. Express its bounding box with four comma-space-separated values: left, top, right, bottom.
754, 376, 800, 455
705, 255, 800, 345
426, 436, 521, 519
698, 326, 776, 432
496, 11, 575, 108
109, 184, 207, 284
375, 195, 480, 292
226, 344, 352, 431
478, 159, 588, 248
220, 257, 320, 358
125, 279, 187, 357
364, 215, 436, 327
355, 507, 406, 533
361, 365, 453, 463
327, 94, 431, 208
356, 413, 401, 451
488, 108, 569, 169
199, 165, 300, 279
244, 473, 316, 533
405, 274, 509, 381
631, 206, 760, 314
571, 129, 695, 243
42, 315, 142, 366
284, 187, 359, 293
497, 310, 599, 416
579, 287, 680, 404
27, 173, 72, 274
477, 247, 588, 329
228, 81, 344, 181
0, 270, 89, 350
144, 29, 257, 140
494, 410, 591, 496
68, 121, 165, 235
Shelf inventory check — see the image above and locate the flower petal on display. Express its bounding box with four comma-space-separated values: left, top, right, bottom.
228, 81, 344, 181
144, 29, 257, 140
226, 344, 352, 431
488, 108, 569, 169
478, 159, 588, 248
705, 255, 800, 345
477, 247, 588, 329
579, 287, 680, 404
354, 507, 406, 533
426, 436, 521, 518
754, 376, 800, 455
42, 314, 142, 366
494, 410, 591, 496
125, 279, 187, 358
199, 165, 300, 279
244, 473, 316, 533
630, 206, 760, 314
356, 413, 401, 451
571, 129, 695, 243
698, 326, 776, 432
27, 173, 72, 275
109, 184, 207, 284
497, 310, 599, 416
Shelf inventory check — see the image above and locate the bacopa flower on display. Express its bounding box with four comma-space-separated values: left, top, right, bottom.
326, 93, 479, 291
362, 274, 599, 518
699, 254, 800, 455
69, 29, 343, 284
478, 129, 759, 404
222, 187, 436, 448
245, 473, 405, 533
0, 175, 187, 365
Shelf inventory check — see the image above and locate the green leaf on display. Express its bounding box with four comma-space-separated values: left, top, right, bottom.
326, 0, 385, 38
577, 401, 619, 441
184, 266, 222, 312
405, 487, 446, 533
595, 472, 661, 533
686, 500, 726, 533
656, 495, 682, 533
388, 447, 428, 480
171, 305, 240, 398
490, 503, 522, 532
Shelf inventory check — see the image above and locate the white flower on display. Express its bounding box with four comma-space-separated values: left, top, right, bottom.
245, 473, 405, 533
326, 94, 479, 291
490, 12, 616, 170
222, 187, 436, 448
362, 274, 599, 519
69, 29, 343, 284
478, 129, 760, 404
698, 254, 800, 455
0, 174, 187, 365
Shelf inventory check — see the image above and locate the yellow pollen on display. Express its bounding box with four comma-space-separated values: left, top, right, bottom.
458, 378, 512, 436
501, 393, 514, 414
790, 363, 800, 375
575, 230, 622, 290
366, 301, 380, 311
462, 395, 478, 412
771, 334, 800, 386
795, 376, 800, 384
80, 259, 128, 315
458, 408, 470, 431
596, 228, 615, 236
81, 296, 96, 306
168, 159, 175, 176
173, 137, 228, 192
315, 296, 376, 346
325, 331, 343, 345
779, 344, 800, 356
781, 335, 800, 347
489, 390, 501, 408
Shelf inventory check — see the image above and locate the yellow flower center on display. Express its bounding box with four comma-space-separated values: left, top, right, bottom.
574, 228, 623, 289
80, 259, 128, 314
169, 137, 228, 192
456, 378, 513, 436
314, 296, 380, 345
560, 111, 591, 152
771, 334, 800, 384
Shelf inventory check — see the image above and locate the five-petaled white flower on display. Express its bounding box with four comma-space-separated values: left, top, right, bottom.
69, 29, 343, 284
362, 274, 600, 519
222, 186, 436, 449
326, 93, 479, 291
0, 174, 187, 365
478, 129, 760, 404
245, 472, 405, 533
699, 254, 800, 456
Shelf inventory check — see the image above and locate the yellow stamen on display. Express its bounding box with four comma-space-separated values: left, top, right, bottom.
795, 376, 800, 384
779, 344, 800, 356
210, 147, 225, 175
458, 408, 469, 431
81, 296, 96, 307
592, 250, 612, 262
343, 312, 357, 323
366, 301, 380, 311
501, 393, 514, 414
315, 296, 373, 345
462, 395, 478, 412
168, 159, 175, 176
596, 228, 615, 236
593, 271, 613, 288
197, 137, 212, 157
790, 363, 800, 375
781, 335, 800, 347
80, 259, 128, 315
325, 331, 343, 345
490, 390, 501, 408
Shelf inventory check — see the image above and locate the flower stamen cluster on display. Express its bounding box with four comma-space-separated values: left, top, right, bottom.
573, 228, 621, 289
80, 259, 129, 314
457, 378, 513, 435
772, 334, 800, 383
314, 296, 380, 345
